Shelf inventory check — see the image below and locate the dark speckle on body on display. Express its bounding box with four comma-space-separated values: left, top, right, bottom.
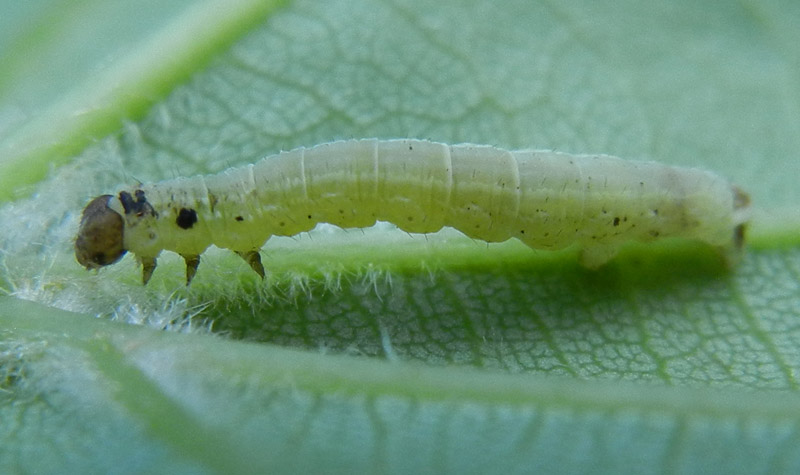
176, 208, 198, 229
119, 190, 156, 218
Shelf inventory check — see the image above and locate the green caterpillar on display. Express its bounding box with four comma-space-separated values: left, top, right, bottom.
75, 139, 751, 284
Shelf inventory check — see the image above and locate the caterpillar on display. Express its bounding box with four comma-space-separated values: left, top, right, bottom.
75, 139, 750, 284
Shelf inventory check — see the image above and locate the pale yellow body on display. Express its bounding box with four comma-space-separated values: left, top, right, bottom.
107, 139, 746, 271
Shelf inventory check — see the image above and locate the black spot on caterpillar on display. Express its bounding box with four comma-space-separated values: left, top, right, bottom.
118, 190, 156, 218
176, 208, 198, 230
75, 139, 751, 284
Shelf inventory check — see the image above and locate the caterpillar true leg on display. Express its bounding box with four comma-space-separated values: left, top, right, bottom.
182, 254, 200, 285
235, 250, 266, 279
140, 256, 157, 285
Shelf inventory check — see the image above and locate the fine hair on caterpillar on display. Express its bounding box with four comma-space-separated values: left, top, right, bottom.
75, 139, 751, 285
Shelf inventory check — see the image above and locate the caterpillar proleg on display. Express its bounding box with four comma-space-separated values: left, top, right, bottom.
75, 139, 750, 284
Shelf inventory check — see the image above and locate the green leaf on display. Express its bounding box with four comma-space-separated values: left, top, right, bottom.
2, 0, 800, 472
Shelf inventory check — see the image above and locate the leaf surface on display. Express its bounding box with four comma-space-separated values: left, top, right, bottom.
1, 0, 800, 472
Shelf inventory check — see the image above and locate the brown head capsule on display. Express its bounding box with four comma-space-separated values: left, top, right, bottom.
74, 195, 127, 270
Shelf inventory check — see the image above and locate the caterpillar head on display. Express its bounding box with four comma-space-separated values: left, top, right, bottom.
75, 195, 127, 270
